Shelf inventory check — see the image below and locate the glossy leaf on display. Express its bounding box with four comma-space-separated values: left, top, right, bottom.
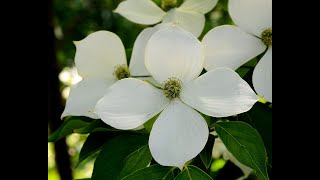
74, 119, 121, 134
91, 134, 149, 180
215, 121, 269, 180
238, 103, 272, 166
121, 164, 174, 180
236, 67, 250, 78
78, 132, 117, 164
200, 134, 215, 169
175, 165, 212, 180
143, 113, 160, 133
48, 116, 93, 142
119, 145, 152, 179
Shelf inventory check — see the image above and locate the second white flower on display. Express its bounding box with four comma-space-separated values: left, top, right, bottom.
95, 26, 258, 169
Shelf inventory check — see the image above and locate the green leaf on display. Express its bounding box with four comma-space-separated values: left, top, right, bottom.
78, 132, 117, 165
92, 134, 150, 180
76, 179, 91, 180
200, 113, 213, 127
48, 116, 93, 142
215, 121, 269, 180
242, 58, 258, 67
143, 113, 160, 133
235, 57, 257, 77
200, 134, 215, 169
175, 165, 212, 180
152, 0, 161, 6
236, 67, 251, 78
125, 48, 132, 64
119, 145, 152, 178
74, 119, 121, 134
238, 103, 272, 166
121, 165, 174, 180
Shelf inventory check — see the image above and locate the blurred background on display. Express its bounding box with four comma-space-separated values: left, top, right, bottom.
48, 0, 235, 179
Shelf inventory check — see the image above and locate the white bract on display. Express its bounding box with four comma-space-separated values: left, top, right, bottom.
95, 26, 258, 169
129, 23, 169, 77
61, 31, 149, 119
121, 0, 218, 78
114, 0, 218, 37
202, 0, 272, 102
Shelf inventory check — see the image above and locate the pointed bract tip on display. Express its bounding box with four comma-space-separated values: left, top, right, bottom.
73, 41, 80, 46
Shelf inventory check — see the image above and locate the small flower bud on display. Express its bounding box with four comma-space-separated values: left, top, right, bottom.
114, 64, 130, 80
261, 28, 272, 47
163, 77, 182, 99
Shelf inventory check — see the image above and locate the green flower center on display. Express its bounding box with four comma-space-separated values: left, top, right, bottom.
114, 64, 130, 80
161, 0, 183, 11
163, 77, 182, 99
261, 28, 272, 47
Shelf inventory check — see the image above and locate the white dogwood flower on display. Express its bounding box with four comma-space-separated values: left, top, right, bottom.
202, 0, 272, 102
95, 26, 258, 169
114, 0, 218, 38
61, 31, 149, 119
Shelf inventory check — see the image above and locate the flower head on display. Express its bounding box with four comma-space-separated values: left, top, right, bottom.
163, 77, 182, 99
61, 31, 149, 119
202, 0, 272, 102
261, 28, 272, 47
114, 64, 130, 80
161, 0, 182, 11
95, 26, 258, 169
